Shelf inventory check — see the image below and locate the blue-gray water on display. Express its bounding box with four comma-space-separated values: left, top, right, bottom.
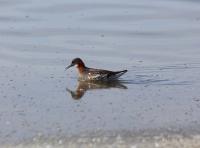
0, 0, 200, 147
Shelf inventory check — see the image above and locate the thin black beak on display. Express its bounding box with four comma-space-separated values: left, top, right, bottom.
65, 65, 72, 70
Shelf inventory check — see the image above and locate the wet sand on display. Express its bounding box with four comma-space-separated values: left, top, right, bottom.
0, 0, 200, 147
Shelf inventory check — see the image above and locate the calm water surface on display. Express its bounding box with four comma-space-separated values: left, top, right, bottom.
0, 0, 200, 147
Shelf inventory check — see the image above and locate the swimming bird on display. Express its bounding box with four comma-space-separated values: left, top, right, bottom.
66, 58, 127, 81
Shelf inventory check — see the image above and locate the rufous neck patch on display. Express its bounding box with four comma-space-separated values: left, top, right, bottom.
77, 66, 83, 74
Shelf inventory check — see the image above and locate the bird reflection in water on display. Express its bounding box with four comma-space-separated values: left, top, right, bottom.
66, 81, 127, 100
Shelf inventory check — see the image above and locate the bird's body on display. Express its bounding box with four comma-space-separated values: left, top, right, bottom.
78, 67, 127, 81
66, 58, 127, 81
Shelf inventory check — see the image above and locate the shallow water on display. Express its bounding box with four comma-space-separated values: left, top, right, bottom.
1, 0, 200, 147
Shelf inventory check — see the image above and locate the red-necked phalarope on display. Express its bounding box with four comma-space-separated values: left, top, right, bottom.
66, 58, 127, 81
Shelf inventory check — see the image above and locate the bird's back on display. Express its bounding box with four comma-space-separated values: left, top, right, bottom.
79, 67, 127, 81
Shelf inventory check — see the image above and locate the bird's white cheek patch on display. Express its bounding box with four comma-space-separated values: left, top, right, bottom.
75, 64, 79, 68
